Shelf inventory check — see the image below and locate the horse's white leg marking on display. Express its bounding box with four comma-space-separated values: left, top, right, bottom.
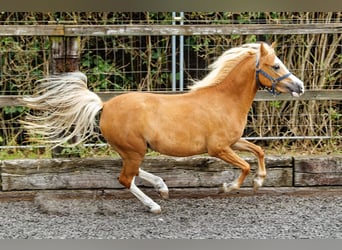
253, 176, 265, 190
139, 169, 169, 199
221, 180, 240, 193
130, 176, 161, 213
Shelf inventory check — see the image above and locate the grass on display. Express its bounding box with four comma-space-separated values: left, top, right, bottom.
0, 142, 340, 160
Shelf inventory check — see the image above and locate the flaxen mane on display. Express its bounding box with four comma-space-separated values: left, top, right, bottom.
189, 43, 266, 91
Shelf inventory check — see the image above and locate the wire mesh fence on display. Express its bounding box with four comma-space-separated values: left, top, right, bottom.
0, 12, 341, 155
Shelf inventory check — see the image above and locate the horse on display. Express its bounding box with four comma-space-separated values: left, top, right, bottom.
22, 42, 304, 213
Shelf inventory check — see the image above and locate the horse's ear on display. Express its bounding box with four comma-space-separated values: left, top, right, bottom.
271, 41, 277, 48
260, 42, 268, 56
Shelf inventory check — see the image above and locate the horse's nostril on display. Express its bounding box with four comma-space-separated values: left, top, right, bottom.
297, 82, 304, 94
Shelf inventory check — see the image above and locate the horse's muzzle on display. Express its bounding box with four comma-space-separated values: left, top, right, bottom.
288, 80, 305, 97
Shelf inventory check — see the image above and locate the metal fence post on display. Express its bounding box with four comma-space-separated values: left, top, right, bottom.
172, 12, 185, 91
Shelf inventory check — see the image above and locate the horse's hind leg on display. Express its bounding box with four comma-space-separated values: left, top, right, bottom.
232, 138, 266, 191
139, 169, 169, 199
130, 176, 162, 213
118, 156, 162, 213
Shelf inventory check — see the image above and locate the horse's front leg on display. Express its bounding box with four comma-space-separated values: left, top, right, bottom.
231, 138, 266, 191
210, 147, 251, 192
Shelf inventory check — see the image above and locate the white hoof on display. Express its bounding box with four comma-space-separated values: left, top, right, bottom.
220, 182, 239, 193
159, 190, 169, 199
150, 204, 162, 214
253, 176, 265, 191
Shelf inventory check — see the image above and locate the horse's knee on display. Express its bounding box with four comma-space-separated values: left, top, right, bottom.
243, 166, 251, 175
256, 146, 265, 158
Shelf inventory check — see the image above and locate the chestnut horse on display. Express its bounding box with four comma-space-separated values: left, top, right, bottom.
23, 42, 304, 213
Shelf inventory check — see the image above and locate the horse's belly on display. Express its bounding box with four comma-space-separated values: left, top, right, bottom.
146, 130, 207, 157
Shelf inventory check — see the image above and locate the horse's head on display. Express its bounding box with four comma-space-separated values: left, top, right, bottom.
256, 42, 304, 97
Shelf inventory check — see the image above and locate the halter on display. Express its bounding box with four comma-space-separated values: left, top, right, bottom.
255, 58, 292, 95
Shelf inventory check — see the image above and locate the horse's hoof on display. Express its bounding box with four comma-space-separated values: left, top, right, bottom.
150, 206, 162, 214
219, 182, 238, 193
218, 183, 229, 193
159, 190, 169, 199
253, 176, 264, 192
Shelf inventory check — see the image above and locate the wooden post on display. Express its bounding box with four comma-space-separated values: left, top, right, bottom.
50, 36, 81, 158
51, 36, 80, 73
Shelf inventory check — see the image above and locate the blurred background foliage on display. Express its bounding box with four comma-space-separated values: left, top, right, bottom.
0, 12, 340, 156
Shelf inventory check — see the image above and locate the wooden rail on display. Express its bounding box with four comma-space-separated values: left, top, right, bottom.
0, 23, 340, 107
0, 23, 341, 36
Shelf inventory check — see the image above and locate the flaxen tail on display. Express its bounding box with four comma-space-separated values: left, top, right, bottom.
22, 72, 103, 148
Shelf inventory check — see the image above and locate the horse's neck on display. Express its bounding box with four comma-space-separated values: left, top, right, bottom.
215, 56, 258, 112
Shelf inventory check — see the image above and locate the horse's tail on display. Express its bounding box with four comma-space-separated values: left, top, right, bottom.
22, 72, 103, 148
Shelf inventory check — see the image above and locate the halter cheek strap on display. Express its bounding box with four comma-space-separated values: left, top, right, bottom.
255, 59, 292, 95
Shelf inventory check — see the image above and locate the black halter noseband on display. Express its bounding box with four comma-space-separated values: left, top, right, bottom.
255, 59, 292, 95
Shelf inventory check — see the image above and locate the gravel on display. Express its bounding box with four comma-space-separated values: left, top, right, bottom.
0, 192, 341, 239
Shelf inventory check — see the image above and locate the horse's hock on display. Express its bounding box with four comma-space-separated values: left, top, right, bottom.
0, 155, 341, 194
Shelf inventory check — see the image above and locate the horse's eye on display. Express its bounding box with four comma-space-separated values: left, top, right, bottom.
272, 64, 280, 70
